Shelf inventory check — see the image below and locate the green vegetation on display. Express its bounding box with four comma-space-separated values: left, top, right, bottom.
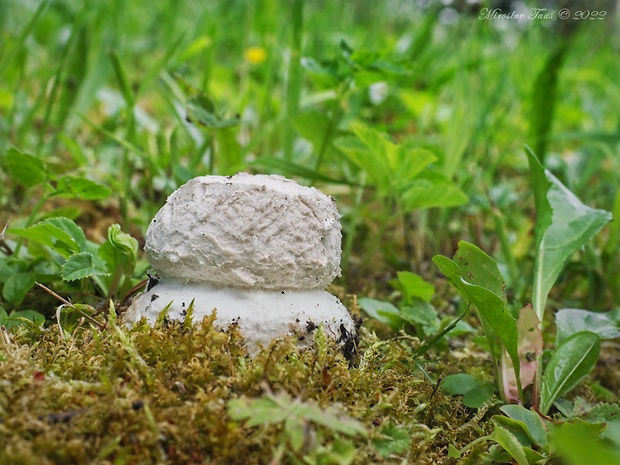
1, 0, 620, 463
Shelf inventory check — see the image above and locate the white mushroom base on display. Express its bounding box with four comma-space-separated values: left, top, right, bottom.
125, 280, 357, 353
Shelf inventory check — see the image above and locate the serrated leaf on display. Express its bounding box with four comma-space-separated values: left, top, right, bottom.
540, 331, 600, 415
526, 147, 612, 321
61, 252, 110, 281
9, 217, 87, 257
552, 419, 620, 465
373, 425, 410, 457
55, 176, 112, 200
401, 171, 468, 211
555, 308, 620, 345
4, 148, 47, 187
397, 271, 435, 303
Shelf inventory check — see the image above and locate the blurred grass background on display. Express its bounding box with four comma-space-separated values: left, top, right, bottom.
1, 0, 619, 306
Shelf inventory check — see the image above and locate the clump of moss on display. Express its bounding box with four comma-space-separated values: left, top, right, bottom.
0, 311, 485, 464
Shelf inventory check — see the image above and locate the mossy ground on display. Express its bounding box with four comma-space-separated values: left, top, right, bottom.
0, 306, 495, 465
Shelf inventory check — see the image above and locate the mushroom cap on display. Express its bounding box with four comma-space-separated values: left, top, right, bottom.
125, 280, 357, 353
145, 173, 342, 289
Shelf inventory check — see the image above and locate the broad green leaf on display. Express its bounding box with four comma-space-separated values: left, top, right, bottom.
500, 404, 548, 448
400, 300, 438, 335
397, 271, 434, 303
490, 426, 529, 465
373, 425, 410, 457
9, 217, 87, 257
284, 415, 305, 451
358, 297, 402, 330
552, 419, 620, 465
293, 110, 340, 159
401, 171, 468, 211
298, 402, 366, 437
61, 252, 110, 281
4, 148, 47, 187
433, 242, 519, 382
0, 306, 6, 325
540, 331, 600, 414
2, 272, 35, 306
555, 308, 620, 345
227, 396, 287, 426
441, 373, 479, 396
55, 176, 112, 200
392, 147, 437, 190
4, 309, 45, 329
335, 135, 391, 195
462, 382, 495, 408
327, 438, 357, 465
492, 416, 533, 447
526, 148, 612, 321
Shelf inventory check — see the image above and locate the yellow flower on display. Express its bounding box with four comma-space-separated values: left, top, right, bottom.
244, 46, 267, 65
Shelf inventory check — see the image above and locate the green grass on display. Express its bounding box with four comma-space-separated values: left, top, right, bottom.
1, 1, 620, 463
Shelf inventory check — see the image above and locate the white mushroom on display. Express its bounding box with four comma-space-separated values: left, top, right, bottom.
126, 173, 358, 353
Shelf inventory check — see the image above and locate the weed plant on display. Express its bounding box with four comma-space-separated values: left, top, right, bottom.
1, 0, 620, 463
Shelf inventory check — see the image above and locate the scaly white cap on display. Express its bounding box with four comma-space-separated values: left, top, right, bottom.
145, 173, 342, 289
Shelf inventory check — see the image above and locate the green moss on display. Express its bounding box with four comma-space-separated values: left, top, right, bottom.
0, 313, 483, 464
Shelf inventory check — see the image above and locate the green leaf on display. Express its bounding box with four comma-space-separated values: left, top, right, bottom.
335, 134, 391, 195
400, 171, 468, 211
490, 426, 529, 465
4, 148, 47, 187
500, 404, 548, 448
397, 271, 434, 303
441, 373, 479, 396
4, 309, 45, 330
555, 308, 620, 345
358, 297, 402, 331
55, 176, 112, 200
0, 306, 6, 325
540, 331, 600, 415
1, 272, 35, 306
8, 217, 87, 257
447, 444, 461, 458
433, 242, 519, 383
61, 252, 110, 281
552, 419, 620, 465
400, 300, 438, 335
526, 147, 612, 321
227, 396, 287, 426
462, 382, 495, 409
293, 110, 340, 159
373, 425, 410, 457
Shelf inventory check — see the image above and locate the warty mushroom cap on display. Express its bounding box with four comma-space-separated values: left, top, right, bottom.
145, 173, 342, 290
